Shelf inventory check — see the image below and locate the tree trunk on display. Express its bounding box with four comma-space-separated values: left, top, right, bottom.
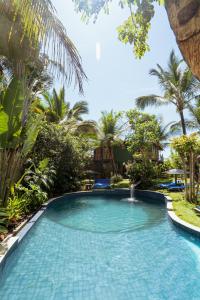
179, 110, 187, 135
165, 0, 200, 80
0, 149, 22, 207
109, 146, 117, 175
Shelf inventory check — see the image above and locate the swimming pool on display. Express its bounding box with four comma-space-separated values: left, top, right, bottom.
0, 192, 200, 299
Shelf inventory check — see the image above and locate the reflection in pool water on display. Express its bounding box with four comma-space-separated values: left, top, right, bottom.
47, 196, 165, 233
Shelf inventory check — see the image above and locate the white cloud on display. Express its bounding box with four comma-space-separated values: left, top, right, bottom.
96, 42, 101, 61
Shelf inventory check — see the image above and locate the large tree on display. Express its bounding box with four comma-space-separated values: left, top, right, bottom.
135, 51, 200, 135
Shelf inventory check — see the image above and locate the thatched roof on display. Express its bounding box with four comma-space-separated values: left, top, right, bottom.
166, 0, 200, 80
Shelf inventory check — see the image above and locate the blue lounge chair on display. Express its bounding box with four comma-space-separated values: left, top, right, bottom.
158, 182, 179, 189
93, 178, 111, 189
168, 184, 185, 191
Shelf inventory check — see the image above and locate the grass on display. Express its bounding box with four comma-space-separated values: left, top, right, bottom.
112, 179, 130, 188
156, 187, 200, 228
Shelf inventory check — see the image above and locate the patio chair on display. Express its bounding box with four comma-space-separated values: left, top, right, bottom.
168, 184, 185, 192
93, 178, 111, 189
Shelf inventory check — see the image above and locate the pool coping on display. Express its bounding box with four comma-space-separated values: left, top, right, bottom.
1, 189, 200, 269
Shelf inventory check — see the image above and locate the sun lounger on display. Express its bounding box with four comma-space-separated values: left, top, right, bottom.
93, 179, 111, 189
168, 184, 185, 191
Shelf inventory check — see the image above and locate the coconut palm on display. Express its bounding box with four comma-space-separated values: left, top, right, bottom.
42, 87, 88, 123
97, 111, 126, 174
41, 87, 97, 135
184, 97, 200, 132
0, 0, 86, 92
135, 51, 200, 135
157, 119, 178, 148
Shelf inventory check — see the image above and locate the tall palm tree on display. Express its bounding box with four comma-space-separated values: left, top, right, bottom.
0, 0, 86, 92
184, 97, 200, 132
42, 87, 96, 135
97, 111, 126, 174
135, 51, 200, 135
42, 87, 88, 122
157, 119, 177, 148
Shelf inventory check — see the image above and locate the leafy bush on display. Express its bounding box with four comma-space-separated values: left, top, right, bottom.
111, 174, 123, 184
8, 184, 48, 222
32, 123, 91, 194
126, 160, 158, 188
7, 159, 54, 222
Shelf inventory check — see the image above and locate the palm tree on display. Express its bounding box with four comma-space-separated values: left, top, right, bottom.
42, 87, 88, 123
157, 119, 177, 148
97, 111, 126, 174
0, 0, 86, 92
42, 87, 97, 135
135, 51, 200, 135
186, 97, 200, 131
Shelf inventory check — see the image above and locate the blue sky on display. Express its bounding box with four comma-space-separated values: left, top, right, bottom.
52, 1, 186, 155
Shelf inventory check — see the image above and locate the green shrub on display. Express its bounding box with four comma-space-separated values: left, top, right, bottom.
8, 184, 48, 221
111, 174, 123, 184
32, 123, 90, 194
126, 160, 158, 188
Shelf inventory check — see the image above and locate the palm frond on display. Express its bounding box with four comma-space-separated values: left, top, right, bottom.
135, 95, 169, 109
0, 0, 87, 93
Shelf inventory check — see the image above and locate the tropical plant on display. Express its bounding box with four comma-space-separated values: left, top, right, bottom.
32, 123, 91, 193
42, 87, 97, 135
126, 160, 157, 188
8, 183, 48, 221
0, 0, 86, 91
0, 78, 43, 206
97, 110, 126, 174
126, 109, 162, 155
7, 158, 55, 221
111, 174, 123, 184
171, 133, 200, 202
186, 97, 200, 131
23, 158, 56, 191
126, 110, 167, 185
135, 51, 200, 135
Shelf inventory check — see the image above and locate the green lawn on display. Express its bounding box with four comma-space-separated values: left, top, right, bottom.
112, 179, 130, 188
156, 188, 200, 228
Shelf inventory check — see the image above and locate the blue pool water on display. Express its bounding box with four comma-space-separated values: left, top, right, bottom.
1, 194, 200, 300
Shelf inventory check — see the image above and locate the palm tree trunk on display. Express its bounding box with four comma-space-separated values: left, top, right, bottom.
108, 145, 117, 175
179, 110, 187, 135
182, 158, 189, 201
0, 149, 22, 207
